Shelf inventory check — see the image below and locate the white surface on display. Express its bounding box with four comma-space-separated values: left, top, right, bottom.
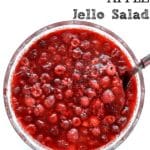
0, 0, 150, 150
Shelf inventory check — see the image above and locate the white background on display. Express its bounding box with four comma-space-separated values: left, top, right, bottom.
0, 0, 150, 150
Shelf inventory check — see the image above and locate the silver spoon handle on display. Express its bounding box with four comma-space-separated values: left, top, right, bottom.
139, 54, 150, 69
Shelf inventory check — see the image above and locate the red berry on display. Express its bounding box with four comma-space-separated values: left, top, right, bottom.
56, 103, 67, 113
102, 89, 115, 104
100, 76, 111, 88
54, 65, 66, 75
89, 79, 100, 90
28, 73, 38, 84
89, 116, 100, 127
48, 113, 58, 124
80, 40, 90, 50
34, 104, 45, 116
65, 89, 73, 98
67, 128, 79, 142
31, 83, 42, 97
26, 124, 37, 135
106, 63, 116, 76
86, 88, 96, 98
72, 117, 81, 127
103, 115, 116, 125
80, 96, 90, 107
24, 97, 35, 107
72, 48, 83, 59
71, 38, 80, 47
44, 95, 55, 108
60, 120, 70, 129
91, 127, 101, 137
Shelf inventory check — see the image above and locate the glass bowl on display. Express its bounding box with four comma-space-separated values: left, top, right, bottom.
3, 20, 145, 150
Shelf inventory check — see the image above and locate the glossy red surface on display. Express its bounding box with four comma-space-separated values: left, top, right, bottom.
11, 28, 137, 150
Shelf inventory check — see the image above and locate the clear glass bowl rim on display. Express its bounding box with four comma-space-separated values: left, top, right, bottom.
3, 20, 145, 150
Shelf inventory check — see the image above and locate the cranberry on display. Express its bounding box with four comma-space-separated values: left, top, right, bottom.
99, 54, 110, 64
82, 52, 91, 60
24, 115, 33, 123
106, 63, 117, 76
24, 97, 35, 107
89, 116, 100, 127
50, 126, 59, 136
38, 52, 48, 64
89, 79, 100, 90
54, 65, 66, 75
54, 78, 61, 86
75, 62, 84, 70
28, 73, 38, 84
91, 127, 101, 137
62, 32, 74, 43
111, 125, 120, 133
72, 48, 83, 59
80, 40, 90, 50
55, 93, 63, 100
40, 73, 51, 83
74, 107, 82, 115
26, 124, 37, 135
60, 120, 70, 129
42, 84, 52, 95
100, 76, 111, 88
48, 113, 58, 124
21, 57, 30, 66
102, 89, 115, 104
117, 116, 127, 127
103, 115, 116, 125
72, 117, 81, 127
72, 72, 81, 81
42, 62, 52, 72
86, 88, 96, 98
71, 38, 80, 47
48, 46, 56, 54
36, 120, 45, 129
56, 103, 67, 113
67, 128, 79, 142
13, 86, 21, 95
22, 85, 30, 95
65, 89, 73, 98
34, 104, 45, 116
31, 83, 42, 97
58, 44, 66, 54
44, 95, 55, 108
28, 49, 38, 60
80, 96, 90, 107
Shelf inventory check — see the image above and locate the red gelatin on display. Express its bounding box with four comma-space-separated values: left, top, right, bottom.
11, 28, 137, 150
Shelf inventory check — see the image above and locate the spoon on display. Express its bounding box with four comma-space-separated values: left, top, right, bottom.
122, 54, 150, 90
